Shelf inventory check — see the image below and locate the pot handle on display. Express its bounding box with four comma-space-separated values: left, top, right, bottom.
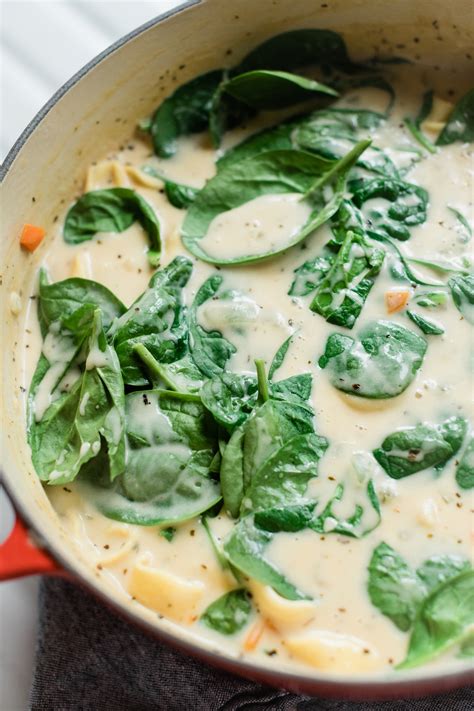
0, 513, 62, 581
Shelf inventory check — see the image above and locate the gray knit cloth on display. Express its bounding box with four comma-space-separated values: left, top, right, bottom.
29, 578, 472, 710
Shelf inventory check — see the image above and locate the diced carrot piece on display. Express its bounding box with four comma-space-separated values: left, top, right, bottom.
20, 224, 45, 252
243, 619, 266, 652
385, 289, 410, 314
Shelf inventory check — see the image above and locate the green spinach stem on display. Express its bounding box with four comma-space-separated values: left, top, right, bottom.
133, 343, 177, 390
303, 138, 372, 200
255, 359, 270, 403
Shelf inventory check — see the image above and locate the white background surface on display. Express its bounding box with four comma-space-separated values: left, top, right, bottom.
0, 2, 182, 708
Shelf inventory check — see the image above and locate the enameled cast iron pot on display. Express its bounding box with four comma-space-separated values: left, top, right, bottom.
1, 0, 472, 699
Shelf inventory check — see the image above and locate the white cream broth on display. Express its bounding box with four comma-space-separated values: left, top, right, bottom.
21, 63, 473, 677
200, 193, 313, 261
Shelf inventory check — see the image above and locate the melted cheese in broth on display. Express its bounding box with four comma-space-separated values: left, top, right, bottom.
19, 62, 473, 678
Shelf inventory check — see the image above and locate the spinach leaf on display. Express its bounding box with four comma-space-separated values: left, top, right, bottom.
201, 515, 234, 572
141, 166, 199, 209
294, 108, 396, 182
200, 373, 258, 431
406, 310, 444, 335
368, 543, 471, 633
149, 70, 223, 158
417, 555, 470, 592
352, 178, 429, 242
188, 275, 237, 377
447, 206, 472, 243
244, 433, 328, 514
37, 268, 125, 335
294, 108, 384, 151
109, 256, 193, 387
224, 515, 310, 600
241, 399, 315, 494
311, 480, 380, 538
289, 254, 334, 297
235, 29, 365, 75
368, 542, 425, 631
373, 416, 467, 479
456, 437, 474, 489
208, 83, 256, 149
216, 121, 297, 171
181, 143, 370, 265
436, 89, 474, 146
147, 353, 204, 394
309, 231, 385, 328
414, 291, 448, 308
449, 274, 474, 324
220, 424, 246, 518
404, 90, 437, 154
369, 234, 444, 287
86, 389, 220, 526
89, 448, 221, 526
220, 70, 337, 110
254, 503, 316, 533
160, 527, 176, 542
64, 188, 162, 267
220, 393, 315, 518
268, 335, 292, 380
217, 107, 385, 175
28, 310, 125, 484
398, 570, 474, 669
319, 320, 427, 399
201, 589, 252, 635
271, 373, 313, 403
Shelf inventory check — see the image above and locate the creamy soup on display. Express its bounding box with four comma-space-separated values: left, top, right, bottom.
17, 32, 473, 678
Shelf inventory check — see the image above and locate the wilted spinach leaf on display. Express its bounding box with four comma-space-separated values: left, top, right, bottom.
224, 515, 310, 600
436, 89, 474, 146
289, 253, 334, 297
268, 335, 292, 380
254, 503, 316, 533
244, 433, 328, 514
319, 320, 427, 398
398, 570, 474, 669
414, 291, 448, 308
37, 268, 125, 336
109, 256, 193, 387
406, 310, 444, 335
188, 275, 237, 377
417, 555, 470, 592
201, 589, 252, 634
220, 70, 337, 110
182, 143, 369, 265
404, 90, 437, 154
373, 416, 467, 479
352, 178, 428, 242
456, 437, 474, 490
28, 310, 125, 484
149, 70, 223, 158
309, 230, 384, 328
141, 165, 199, 209
64, 188, 162, 267
447, 206, 472, 243
234, 29, 365, 75
368, 542, 470, 635
311, 480, 380, 538
216, 120, 297, 171
368, 542, 425, 631
201, 373, 258, 431
449, 274, 474, 324
86, 389, 220, 526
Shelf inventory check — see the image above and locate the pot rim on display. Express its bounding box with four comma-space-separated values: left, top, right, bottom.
1, 0, 472, 698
